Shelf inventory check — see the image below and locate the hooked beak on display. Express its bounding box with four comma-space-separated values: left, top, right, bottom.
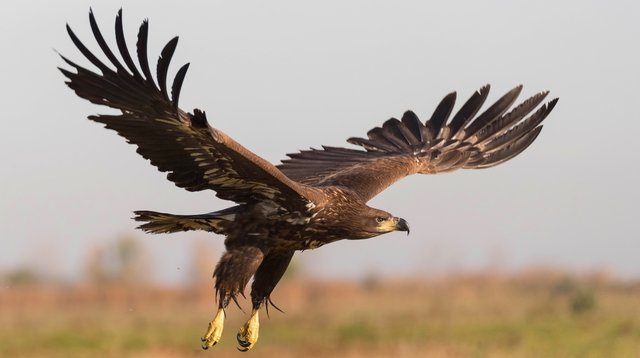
395, 218, 410, 235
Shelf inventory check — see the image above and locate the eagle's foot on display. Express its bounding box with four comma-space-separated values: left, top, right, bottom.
201, 308, 225, 350
236, 308, 260, 352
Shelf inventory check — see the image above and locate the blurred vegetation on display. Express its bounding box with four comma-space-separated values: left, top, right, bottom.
551, 276, 598, 315
1, 266, 640, 357
571, 288, 596, 314
2, 266, 43, 286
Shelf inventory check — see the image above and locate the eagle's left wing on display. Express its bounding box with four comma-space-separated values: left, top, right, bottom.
278, 85, 557, 202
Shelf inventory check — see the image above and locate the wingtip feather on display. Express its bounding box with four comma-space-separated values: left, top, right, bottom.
157, 36, 180, 99
171, 62, 190, 109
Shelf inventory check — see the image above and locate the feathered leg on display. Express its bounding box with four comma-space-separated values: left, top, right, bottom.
201, 247, 265, 350
236, 251, 294, 351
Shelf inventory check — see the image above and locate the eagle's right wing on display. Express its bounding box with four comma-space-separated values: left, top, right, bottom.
279, 85, 557, 202
60, 10, 314, 210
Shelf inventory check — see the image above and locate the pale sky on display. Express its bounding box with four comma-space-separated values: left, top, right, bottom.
1, 1, 639, 283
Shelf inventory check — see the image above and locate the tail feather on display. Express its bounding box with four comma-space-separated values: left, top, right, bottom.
133, 210, 235, 234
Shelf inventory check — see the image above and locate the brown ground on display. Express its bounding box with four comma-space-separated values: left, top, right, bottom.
1, 270, 640, 357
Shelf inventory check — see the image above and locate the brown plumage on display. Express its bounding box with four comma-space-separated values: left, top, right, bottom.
60, 10, 558, 351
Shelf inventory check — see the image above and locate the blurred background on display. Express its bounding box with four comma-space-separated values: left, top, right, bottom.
1, 1, 639, 356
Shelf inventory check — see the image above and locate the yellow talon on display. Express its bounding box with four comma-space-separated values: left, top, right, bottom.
201, 308, 225, 350
237, 308, 260, 352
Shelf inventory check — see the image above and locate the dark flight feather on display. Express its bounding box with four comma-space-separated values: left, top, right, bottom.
381, 118, 412, 150
425, 91, 456, 140
157, 36, 179, 100
136, 19, 155, 85
401, 110, 425, 143
171, 63, 190, 109
447, 84, 490, 140
115, 9, 144, 80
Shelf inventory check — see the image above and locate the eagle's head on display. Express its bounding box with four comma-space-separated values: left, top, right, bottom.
348, 206, 410, 239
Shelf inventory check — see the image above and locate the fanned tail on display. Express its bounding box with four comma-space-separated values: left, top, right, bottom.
133, 208, 238, 234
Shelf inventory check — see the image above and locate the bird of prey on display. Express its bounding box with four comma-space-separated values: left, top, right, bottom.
60, 10, 557, 352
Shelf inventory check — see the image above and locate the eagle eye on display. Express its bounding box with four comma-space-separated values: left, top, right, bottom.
375, 216, 386, 223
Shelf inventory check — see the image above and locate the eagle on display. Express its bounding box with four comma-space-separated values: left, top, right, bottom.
60, 10, 557, 352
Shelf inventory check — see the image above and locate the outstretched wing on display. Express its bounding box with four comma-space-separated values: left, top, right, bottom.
60, 10, 313, 209
278, 85, 557, 202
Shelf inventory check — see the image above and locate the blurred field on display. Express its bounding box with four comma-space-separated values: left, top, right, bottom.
2, 269, 640, 358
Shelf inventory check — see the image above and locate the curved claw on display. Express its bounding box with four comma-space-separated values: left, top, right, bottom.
201, 308, 225, 350
236, 309, 259, 352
